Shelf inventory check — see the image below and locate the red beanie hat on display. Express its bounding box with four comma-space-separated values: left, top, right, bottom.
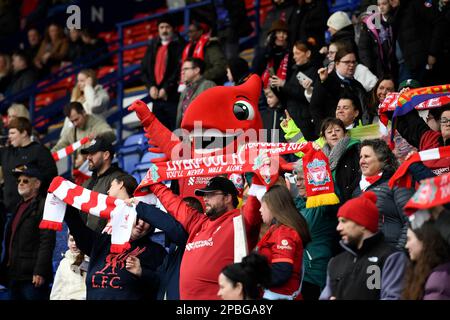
337, 192, 379, 233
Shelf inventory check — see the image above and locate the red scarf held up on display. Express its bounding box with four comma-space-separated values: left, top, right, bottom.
135, 142, 339, 208
389, 146, 450, 189
302, 145, 340, 208
52, 136, 91, 161
404, 172, 450, 215
262, 53, 289, 89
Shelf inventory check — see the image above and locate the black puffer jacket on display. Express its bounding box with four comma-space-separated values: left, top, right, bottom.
332, 138, 361, 204
353, 172, 413, 250
358, 16, 395, 78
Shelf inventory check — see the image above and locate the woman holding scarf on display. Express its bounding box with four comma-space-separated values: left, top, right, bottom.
353, 139, 413, 250
281, 115, 360, 203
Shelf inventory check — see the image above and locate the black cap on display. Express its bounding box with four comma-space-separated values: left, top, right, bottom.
12, 164, 43, 181
194, 176, 238, 197
80, 137, 115, 155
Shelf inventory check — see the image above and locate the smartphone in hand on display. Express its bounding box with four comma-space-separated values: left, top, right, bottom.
296, 71, 312, 83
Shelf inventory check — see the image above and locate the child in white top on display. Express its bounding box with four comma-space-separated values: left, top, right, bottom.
50, 234, 88, 300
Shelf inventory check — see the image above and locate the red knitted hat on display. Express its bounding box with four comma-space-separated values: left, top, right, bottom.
337, 192, 379, 233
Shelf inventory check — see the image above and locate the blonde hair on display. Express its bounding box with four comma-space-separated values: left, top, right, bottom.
71, 69, 98, 102
8, 103, 30, 120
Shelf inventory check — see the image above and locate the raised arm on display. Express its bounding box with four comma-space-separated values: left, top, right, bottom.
148, 183, 202, 235
135, 202, 188, 246
129, 100, 181, 160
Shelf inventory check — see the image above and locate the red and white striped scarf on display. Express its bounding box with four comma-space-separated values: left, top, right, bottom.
72, 159, 92, 186
52, 136, 91, 161
389, 146, 450, 188
40, 176, 154, 253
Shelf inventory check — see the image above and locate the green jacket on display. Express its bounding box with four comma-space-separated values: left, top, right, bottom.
295, 196, 338, 289
281, 119, 325, 158
203, 39, 228, 85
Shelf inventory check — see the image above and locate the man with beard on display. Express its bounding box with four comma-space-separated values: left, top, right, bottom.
78, 137, 125, 233
320, 192, 407, 300
132, 176, 263, 299
140, 15, 185, 131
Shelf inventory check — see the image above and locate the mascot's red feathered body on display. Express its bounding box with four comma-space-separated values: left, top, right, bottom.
130, 74, 287, 200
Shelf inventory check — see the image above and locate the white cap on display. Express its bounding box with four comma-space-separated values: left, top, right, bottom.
327, 11, 352, 31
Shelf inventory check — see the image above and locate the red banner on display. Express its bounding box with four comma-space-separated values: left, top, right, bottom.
404, 172, 450, 215
135, 142, 340, 208
379, 92, 450, 115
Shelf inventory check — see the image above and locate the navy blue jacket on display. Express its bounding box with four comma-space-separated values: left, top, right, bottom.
65, 207, 166, 300
136, 202, 188, 300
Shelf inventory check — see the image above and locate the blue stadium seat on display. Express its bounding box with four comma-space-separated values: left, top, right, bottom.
117, 132, 148, 174
132, 150, 165, 183
328, 0, 361, 13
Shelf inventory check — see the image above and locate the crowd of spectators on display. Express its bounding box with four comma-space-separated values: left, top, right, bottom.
0, 0, 450, 302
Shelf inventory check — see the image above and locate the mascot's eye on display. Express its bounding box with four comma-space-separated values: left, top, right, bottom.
233, 100, 255, 121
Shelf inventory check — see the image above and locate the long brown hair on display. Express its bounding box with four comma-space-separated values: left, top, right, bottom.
261, 185, 311, 245
402, 221, 450, 300
368, 76, 395, 114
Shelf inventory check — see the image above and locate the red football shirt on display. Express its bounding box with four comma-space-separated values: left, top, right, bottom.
257, 224, 304, 298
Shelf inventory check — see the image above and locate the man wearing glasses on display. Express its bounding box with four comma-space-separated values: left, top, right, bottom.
310, 45, 369, 135
135, 175, 262, 299
0, 164, 55, 300
175, 57, 215, 128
